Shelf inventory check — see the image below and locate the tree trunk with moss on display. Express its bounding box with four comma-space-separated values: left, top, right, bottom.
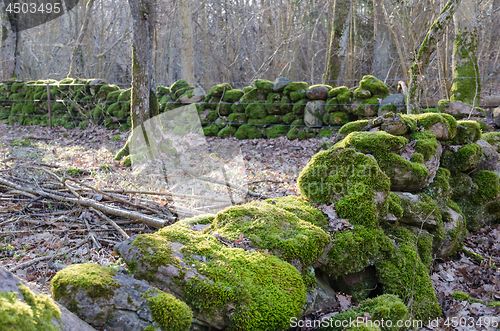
0, 4, 19, 79
115, 0, 158, 161
324, 0, 351, 85
450, 0, 480, 106
407, 0, 460, 114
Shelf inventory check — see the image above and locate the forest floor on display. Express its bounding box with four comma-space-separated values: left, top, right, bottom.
0, 122, 499, 330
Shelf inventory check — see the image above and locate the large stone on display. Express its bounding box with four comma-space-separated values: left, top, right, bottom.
440, 100, 485, 119
304, 100, 326, 127
0, 267, 96, 331
476, 139, 500, 172
493, 107, 500, 128
179, 86, 205, 104
435, 206, 467, 259
306, 86, 329, 100
51, 263, 192, 331
273, 77, 292, 92
303, 272, 339, 315
393, 192, 444, 234
116, 226, 307, 331
378, 94, 405, 116
331, 266, 379, 303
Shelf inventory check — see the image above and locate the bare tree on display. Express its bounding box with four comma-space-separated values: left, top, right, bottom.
0, 4, 19, 79
179, 0, 195, 83
116, 0, 158, 161
407, 0, 461, 114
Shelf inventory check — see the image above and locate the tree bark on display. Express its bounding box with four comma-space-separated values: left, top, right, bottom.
407, 0, 461, 114
0, 4, 19, 79
68, 0, 96, 78
450, 0, 480, 106
324, 0, 351, 85
116, 0, 158, 161
179, 0, 195, 84
372, 0, 392, 81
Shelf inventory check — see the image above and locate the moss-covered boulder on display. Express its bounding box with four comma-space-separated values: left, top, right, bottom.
449, 120, 482, 145
234, 124, 263, 139
212, 201, 330, 268
51, 263, 192, 331
319, 294, 408, 331
0, 267, 95, 331
253, 79, 274, 93
305, 100, 326, 127
335, 131, 437, 191
245, 100, 268, 119
298, 147, 391, 227
307, 85, 331, 100
375, 227, 442, 321
265, 125, 289, 138
408, 113, 457, 140
116, 225, 307, 330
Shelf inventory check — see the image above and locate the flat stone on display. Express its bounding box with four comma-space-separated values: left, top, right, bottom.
273, 77, 292, 92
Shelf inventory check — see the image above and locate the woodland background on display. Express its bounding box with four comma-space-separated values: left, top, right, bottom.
1, 0, 500, 100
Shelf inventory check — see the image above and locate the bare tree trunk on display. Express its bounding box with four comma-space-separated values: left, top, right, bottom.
116, 0, 158, 161
372, 0, 392, 81
407, 0, 461, 114
450, 0, 480, 106
324, 0, 351, 85
0, 5, 19, 79
68, 0, 96, 78
179, 0, 195, 83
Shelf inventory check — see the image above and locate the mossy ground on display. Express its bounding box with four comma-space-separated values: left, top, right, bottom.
0, 284, 61, 331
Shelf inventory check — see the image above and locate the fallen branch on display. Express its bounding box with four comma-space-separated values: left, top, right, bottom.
9, 239, 87, 272
183, 170, 272, 199
91, 208, 130, 240
0, 177, 172, 228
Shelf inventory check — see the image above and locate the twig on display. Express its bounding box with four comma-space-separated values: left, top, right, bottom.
0, 177, 172, 228
183, 170, 272, 199
9, 239, 87, 272
90, 208, 130, 239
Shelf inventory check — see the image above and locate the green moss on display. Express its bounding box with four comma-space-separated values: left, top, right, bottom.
407, 113, 457, 139
150, 226, 307, 331
338, 120, 369, 135
235, 124, 263, 140
297, 147, 391, 227
487, 301, 500, 307
218, 126, 237, 138
206, 83, 232, 100
441, 144, 483, 173
174, 214, 215, 230
318, 127, 336, 139
203, 124, 220, 137
262, 115, 281, 125
222, 89, 243, 103
51, 263, 119, 303
287, 128, 299, 140
290, 89, 307, 102
12, 139, 32, 147
470, 170, 500, 204
376, 227, 442, 321
481, 132, 500, 152
264, 195, 329, 231
170, 80, 190, 93
283, 112, 296, 124
335, 131, 407, 155
118, 88, 131, 102
292, 99, 308, 115
359, 75, 389, 96
146, 292, 192, 331
253, 79, 274, 93
266, 125, 289, 138
319, 294, 408, 331
449, 120, 481, 145
245, 101, 268, 119
0, 285, 61, 331
212, 201, 330, 266
325, 226, 394, 277
452, 291, 483, 304
283, 82, 308, 95
96, 84, 119, 100
421, 168, 451, 207
409, 130, 438, 161
352, 97, 382, 117
387, 192, 404, 220
327, 112, 349, 126
411, 153, 424, 163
